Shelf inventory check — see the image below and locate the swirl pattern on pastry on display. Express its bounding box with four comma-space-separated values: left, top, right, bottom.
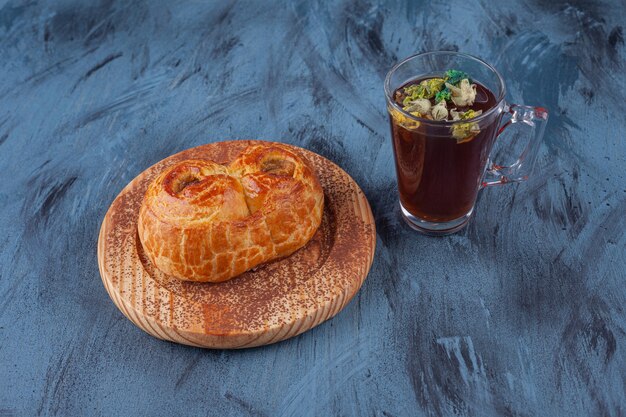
137, 143, 325, 282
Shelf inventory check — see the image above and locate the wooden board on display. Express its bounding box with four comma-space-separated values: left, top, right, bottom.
97, 140, 376, 349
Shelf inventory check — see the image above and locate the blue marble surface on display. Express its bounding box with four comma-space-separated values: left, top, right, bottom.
1, 0, 625, 416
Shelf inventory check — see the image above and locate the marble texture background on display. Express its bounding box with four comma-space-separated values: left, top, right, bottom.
0, 0, 625, 416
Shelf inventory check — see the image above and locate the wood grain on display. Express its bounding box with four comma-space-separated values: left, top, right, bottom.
97, 140, 376, 348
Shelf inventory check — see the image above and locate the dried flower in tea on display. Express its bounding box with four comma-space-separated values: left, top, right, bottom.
447, 79, 477, 107
435, 87, 451, 103
431, 100, 448, 121
404, 98, 432, 115
393, 69, 484, 138
450, 109, 483, 142
389, 105, 421, 130
444, 69, 471, 86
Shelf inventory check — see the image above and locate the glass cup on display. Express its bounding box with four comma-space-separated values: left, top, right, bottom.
384, 51, 548, 235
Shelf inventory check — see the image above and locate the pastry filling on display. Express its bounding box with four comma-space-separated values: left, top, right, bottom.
173, 172, 201, 193
261, 157, 296, 176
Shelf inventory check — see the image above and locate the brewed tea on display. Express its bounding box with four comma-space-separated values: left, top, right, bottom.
389, 72, 500, 222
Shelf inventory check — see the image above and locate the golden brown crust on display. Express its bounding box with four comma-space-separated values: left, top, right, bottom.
137, 143, 324, 282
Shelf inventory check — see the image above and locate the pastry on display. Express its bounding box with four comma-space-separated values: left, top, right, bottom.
137, 143, 324, 282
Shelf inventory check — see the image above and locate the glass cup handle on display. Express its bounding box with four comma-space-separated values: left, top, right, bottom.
482, 103, 549, 187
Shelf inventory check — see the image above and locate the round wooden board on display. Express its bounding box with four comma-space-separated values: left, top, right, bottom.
97, 140, 376, 349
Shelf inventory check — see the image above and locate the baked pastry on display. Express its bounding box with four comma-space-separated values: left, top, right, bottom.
137, 143, 324, 282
